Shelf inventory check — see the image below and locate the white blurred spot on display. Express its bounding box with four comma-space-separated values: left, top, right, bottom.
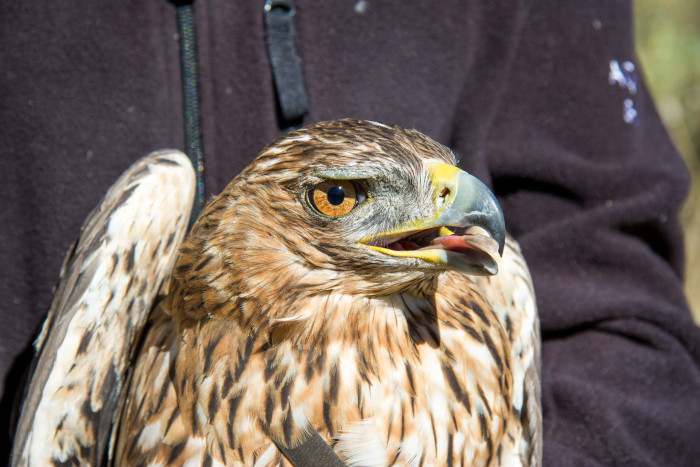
609, 59, 639, 124
609, 60, 637, 95
355, 0, 369, 14
623, 98, 638, 124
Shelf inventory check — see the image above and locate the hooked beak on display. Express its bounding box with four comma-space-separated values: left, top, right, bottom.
360, 162, 506, 275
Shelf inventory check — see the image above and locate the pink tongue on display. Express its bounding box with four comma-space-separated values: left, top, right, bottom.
431, 234, 470, 249
429, 234, 499, 256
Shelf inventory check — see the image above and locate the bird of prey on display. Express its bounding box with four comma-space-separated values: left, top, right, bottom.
12, 119, 541, 466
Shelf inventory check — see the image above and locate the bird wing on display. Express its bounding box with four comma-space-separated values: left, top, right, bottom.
11, 150, 195, 467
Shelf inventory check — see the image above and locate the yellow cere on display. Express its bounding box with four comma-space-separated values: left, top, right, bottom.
426, 161, 463, 188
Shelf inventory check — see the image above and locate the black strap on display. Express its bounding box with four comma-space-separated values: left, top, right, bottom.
263, 0, 310, 130
173, 0, 206, 227
272, 429, 346, 467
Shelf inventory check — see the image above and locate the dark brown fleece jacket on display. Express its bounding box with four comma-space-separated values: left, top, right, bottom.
1, 1, 699, 465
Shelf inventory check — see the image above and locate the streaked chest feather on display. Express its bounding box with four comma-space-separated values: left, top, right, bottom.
161, 274, 523, 466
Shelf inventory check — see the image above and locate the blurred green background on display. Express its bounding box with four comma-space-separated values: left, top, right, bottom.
635, 0, 700, 322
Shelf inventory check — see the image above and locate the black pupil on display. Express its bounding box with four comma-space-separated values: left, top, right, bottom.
327, 186, 346, 205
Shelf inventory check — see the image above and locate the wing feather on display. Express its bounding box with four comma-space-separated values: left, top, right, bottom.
11, 150, 195, 467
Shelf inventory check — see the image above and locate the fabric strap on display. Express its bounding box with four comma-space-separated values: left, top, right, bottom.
263, 0, 310, 130
173, 0, 206, 225
271, 429, 347, 467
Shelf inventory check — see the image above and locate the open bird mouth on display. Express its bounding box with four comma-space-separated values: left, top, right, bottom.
359, 161, 505, 276
362, 226, 501, 275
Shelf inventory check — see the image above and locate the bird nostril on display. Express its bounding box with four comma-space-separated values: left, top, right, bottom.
436, 186, 451, 209
440, 186, 451, 201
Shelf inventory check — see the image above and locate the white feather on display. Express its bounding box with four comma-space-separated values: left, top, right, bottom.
336, 420, 388, 467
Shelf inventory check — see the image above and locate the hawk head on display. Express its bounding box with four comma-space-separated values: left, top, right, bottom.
171, 119, 504, 326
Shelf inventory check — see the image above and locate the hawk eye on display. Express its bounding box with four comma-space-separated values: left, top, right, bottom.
310, 180, 365, 217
